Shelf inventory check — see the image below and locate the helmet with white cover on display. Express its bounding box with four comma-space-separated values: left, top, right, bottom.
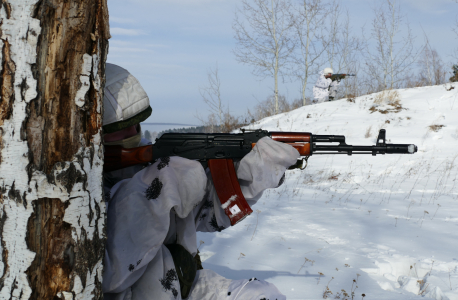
102, 63, 152, 134
323, 67, 333, 75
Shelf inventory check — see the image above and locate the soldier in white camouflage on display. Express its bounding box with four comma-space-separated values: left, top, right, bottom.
102, 63, 299, 300
312, 67, 340, 103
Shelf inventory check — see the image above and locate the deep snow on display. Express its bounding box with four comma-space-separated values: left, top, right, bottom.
197, 83, 458, 300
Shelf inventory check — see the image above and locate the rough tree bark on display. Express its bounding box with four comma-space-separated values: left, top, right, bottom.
0, 0, 109, 299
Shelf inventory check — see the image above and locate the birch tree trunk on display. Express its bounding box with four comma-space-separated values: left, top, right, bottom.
292, 0, 331, 106
233, 0, 295, 115
0, 0, 109, 299
364, 0, 417, 92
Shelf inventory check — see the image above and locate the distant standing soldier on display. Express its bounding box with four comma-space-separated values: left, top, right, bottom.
312, 67, 340, 103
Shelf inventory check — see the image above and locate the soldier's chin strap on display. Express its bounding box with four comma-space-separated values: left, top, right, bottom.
208, 159, 253, 226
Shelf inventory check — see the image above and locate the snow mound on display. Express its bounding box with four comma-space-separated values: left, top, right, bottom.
199, 84, 458, 299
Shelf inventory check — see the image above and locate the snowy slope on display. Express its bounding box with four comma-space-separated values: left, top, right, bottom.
197, 83, 458, 300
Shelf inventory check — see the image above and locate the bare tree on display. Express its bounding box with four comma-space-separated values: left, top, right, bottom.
198, 110, 241, 133
417, 36, 448, 86
292, 2, 363, 103
451, 2, 458, 63
0, 0, 109, 298
323, 1, 341, 71
327, 10, 364, 99
233, 0, 295, 114
455, 17, 458, 38
450, 65, 458, 82
292, 0, 333, 105
448, 1, 458, 62
197, 66, 242, 133
247, 94, 301, 122
199, 64, 224, 126
221, 110, 242, 133
363, 0, 419, 91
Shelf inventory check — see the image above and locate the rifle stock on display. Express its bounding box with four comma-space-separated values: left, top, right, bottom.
104, 144, 153, 172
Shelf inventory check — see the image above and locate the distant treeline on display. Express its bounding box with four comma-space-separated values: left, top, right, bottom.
143, 126, 206, 143
159, 126, 207, 135
158, 124, 248, 136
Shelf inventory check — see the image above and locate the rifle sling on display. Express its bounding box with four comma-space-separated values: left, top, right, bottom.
165, 244, 197, 299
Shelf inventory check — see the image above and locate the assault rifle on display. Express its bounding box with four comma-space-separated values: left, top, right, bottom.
330, 73, 356, 81
104, 129, 417, 225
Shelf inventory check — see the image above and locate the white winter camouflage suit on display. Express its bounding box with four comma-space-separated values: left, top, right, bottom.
312, 70, 340, 103
102, 137, 300, 300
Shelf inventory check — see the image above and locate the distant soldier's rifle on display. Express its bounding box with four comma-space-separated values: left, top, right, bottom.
104, 129, 417, 225
330, 73, 356, 81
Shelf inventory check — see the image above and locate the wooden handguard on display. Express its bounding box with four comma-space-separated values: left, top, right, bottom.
285, 143, 311, 156
271, 132, 312, 156
270, 132, 311, 143
104, 144, 153, 173
250, 132, 312, 156
208, 159, 253, 226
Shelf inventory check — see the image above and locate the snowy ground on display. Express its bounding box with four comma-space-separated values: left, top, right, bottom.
196, 83, 458, 300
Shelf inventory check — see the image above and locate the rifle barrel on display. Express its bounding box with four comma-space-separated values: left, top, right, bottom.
313, 144, 417, 155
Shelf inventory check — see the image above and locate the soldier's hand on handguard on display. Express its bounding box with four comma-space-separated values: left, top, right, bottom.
236, 137, 300, 200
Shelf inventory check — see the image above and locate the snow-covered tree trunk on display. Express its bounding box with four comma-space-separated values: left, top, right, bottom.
0, 0, 109, 299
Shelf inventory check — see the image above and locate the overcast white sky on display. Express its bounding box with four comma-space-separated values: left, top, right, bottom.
107, 0, 457, 127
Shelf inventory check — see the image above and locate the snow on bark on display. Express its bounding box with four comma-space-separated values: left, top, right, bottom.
75, 54, 93, 108
92, 54, 101, 95
0, 0, 107, 298
28, 133, 105, 241
0, 1, 42, 298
